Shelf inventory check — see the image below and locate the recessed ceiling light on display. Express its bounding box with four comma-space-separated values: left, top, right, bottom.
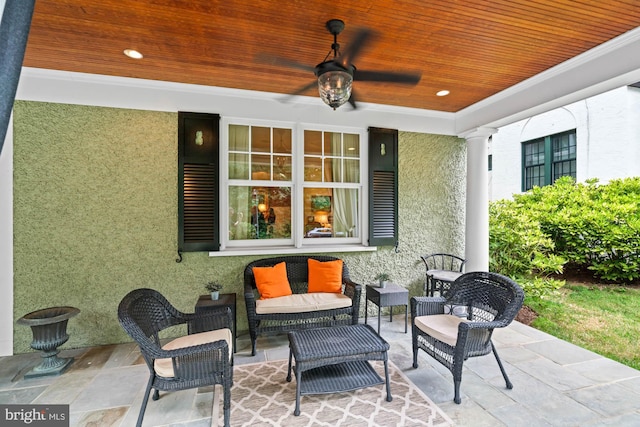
436, 90, 450, 97
123, 49, 143, 59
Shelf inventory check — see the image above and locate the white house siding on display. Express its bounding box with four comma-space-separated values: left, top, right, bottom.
490, 85, 640, 201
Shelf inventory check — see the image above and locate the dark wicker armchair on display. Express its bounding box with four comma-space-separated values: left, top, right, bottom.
411, 272, 524, 404
244, 255, 361, 356
118, 288, 233, 427
420, 253, 466, 296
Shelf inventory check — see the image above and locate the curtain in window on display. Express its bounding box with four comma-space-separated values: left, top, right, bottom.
332, 134, 358, 237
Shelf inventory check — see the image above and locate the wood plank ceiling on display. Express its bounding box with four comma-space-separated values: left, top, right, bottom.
22, 0, 640, 112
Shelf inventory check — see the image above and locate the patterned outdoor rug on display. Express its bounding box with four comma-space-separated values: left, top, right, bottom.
214, 359, 453, 427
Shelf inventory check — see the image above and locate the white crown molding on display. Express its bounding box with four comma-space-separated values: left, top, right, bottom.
16, 67, 457, 135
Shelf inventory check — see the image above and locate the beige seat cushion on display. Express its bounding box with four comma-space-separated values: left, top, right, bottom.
154, 328, 232, 378
427, 270, 463, 282
255, 292, 352, 314
414, 314, 468, 347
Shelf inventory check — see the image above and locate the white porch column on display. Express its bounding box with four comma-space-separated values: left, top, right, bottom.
460, 127, 496, 272
0, 114, 12, 356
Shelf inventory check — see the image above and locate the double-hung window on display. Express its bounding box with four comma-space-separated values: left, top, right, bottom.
522, 130, 576, 191
221, 119, 366, 250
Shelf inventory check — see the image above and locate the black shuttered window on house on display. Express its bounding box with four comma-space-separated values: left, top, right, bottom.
178, 112, 220, 253
368, 127, 398, 247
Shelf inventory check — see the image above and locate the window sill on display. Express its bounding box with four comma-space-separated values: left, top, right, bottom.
208, 245, 377, 257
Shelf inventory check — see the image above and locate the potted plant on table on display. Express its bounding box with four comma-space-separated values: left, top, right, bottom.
374, 273, 391, 288
205, 281, 223, 300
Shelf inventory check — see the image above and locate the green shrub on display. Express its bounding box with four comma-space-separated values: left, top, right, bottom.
518, 276, 566, 299
489, 199, 565, 277
491, 176, 640, 283
489, 198, 566, 299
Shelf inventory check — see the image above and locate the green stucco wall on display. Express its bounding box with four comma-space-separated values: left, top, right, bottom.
12, 101, 465, 353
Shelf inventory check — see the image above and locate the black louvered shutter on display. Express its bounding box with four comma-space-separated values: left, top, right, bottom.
368, 127, 398, 246
178, 112, 220, 253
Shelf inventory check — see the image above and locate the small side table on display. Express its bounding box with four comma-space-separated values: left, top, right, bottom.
195, 293, 237, 353
365, 283, 408, 335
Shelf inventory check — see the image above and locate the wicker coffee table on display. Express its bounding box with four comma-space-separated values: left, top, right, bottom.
287, 324, 391, 416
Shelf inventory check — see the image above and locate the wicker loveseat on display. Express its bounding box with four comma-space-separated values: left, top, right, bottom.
244, 255, 362, 356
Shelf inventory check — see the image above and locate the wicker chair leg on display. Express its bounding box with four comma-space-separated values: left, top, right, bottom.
491, 342, 513, 389
383, 360, 392, 402
137, 378, 154, 427
411, 332, 419, 369
453, 379, 462, 404
222, 366, 231, 427
250, 338, 257, 356
223, 384, 231, 427
452, 358, 464, 404
152, 389, 159, 400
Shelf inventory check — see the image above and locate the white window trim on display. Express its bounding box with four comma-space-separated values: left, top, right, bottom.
214, 118, 373, 256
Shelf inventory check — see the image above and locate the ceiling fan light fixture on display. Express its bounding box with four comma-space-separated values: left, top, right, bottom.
317, 70, 353, 110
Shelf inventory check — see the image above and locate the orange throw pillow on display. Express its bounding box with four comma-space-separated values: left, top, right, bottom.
253, 262, 292, 299
307, 259, 343, 293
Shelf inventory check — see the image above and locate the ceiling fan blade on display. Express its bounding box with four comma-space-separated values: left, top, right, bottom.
337, 27, 374, 68
348, 90, 358, 109
354, 69, 421, 84
255, 53, 315, 73
287, 80, 318, 96
277, 80, 318, 103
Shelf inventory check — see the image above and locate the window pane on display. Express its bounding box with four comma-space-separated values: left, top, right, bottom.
324, 158, 338, 182
344, 133, 359, 158
251, 126, 271, 153
552, 131, 576, 181
229, 125, 249, 151
524, 165, 544, 190
228, 186, 291, 240
229, 153, 249, 179
553, 160, 576, 182
524, 140, 544, 167
251, 154, 271, 180
553, 133, 576, 162
344, 159, 359, 183
303, 188, 359, 238
273, 128, 292, 154
304, 130, 322, 155
324, 132, 341, 156
304, 157, 322, 181
273, 127, 291, 181
274, 155, 291, 181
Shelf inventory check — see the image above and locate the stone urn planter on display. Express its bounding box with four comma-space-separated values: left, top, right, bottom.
17, 306, 80, 378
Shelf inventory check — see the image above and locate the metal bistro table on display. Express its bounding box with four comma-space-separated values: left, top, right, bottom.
287, 324, 391, 416
365, 283, 409, 335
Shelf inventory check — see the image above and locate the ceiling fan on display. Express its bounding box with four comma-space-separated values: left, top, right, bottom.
258, 19, 422, 110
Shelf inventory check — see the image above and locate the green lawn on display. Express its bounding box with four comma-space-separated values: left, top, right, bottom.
526, 284, 640, 370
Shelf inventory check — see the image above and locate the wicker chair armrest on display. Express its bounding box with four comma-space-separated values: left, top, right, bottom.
460, 319, 511, 331
343, 279, 361, 299
184, 307, 232, 334
454, 320, 499, 350
142, 334, 229, 358
343, 279, 361, 323
160, 340, 230, 380
411, 296, 446, 317
244, 289, 257, 312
